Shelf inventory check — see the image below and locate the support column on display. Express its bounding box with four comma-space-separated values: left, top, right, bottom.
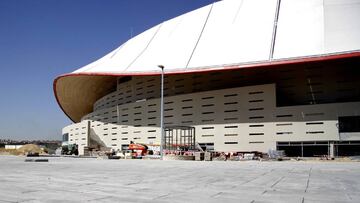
329, 142, 335, 158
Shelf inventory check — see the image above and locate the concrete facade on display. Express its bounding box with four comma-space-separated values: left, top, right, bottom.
63, 72, 360, 155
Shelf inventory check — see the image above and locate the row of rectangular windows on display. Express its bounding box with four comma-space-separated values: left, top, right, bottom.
201, 131, 325, 137
93, 89, 267, 119
249, 141, 264, 144
73, 119, 326, 133
96, 82, 266, 110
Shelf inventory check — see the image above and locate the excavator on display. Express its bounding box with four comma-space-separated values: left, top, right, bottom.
128, 142, 148, 158
61, 144, 79, 155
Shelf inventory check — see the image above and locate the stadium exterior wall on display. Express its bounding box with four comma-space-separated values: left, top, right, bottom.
62, 67, 360, 155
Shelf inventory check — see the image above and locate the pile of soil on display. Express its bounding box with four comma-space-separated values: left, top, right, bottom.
17, 144, 43, 155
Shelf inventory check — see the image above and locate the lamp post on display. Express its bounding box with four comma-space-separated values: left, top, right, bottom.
158, 65, 165, 160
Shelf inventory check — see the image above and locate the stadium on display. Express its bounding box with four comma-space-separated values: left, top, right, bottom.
54, 0, 360, 157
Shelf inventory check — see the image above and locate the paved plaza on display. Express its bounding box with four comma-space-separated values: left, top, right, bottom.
0, 156, 359, 203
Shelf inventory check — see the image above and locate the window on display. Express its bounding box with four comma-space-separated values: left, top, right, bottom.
249, 133, 264, 136
276, 132, 293, 135
249, 99, 263, 103
224, 110, 237, 113
224, 134, 238, 137
306, 122, 324, 125
224, 142, 238, 144
62, 133, 69, 142
276, 123, 292, 126
306, 131, 324, 134
224, 102, 237, 105
249, 116, 264, 119
249, 91, 263, 95
182, 99, 192, 102
202, 96, 214, 100
224, 94, 237, 97
276, 114, 293, 118
249, 124, 264, 127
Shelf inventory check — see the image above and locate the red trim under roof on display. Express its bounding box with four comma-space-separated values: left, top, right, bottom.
54, 51, 360, 122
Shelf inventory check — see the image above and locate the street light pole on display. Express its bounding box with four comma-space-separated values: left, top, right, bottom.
158, 65, 165, 160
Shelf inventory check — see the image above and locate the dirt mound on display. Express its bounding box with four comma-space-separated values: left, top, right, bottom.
18, 144, 43, 155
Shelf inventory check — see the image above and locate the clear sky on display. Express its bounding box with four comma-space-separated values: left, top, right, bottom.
0, 0, 214, 140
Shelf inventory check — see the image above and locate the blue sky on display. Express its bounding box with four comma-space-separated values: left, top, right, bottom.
0, 0, 214, 140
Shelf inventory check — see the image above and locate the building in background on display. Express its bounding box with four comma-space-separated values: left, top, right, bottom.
54, 0, 360, 156
5, 145, 23, 150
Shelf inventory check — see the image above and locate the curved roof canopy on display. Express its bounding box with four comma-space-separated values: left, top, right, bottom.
55, 0, 360, 122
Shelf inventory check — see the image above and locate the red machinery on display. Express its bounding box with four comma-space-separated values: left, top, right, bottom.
129, 143, 148, 158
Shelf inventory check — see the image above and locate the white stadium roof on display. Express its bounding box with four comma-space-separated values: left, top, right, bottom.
55, 0, 360, 122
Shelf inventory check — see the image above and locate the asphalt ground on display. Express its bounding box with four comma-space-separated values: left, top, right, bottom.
0, 156, 359, 203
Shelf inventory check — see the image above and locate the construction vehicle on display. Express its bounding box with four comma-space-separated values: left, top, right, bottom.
61, 144, 79, 155
128, 142, 148, 158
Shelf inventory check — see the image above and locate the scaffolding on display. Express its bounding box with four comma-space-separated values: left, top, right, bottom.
164, 126, 195, 151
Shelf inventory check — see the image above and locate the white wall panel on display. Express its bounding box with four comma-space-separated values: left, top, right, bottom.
75, 25, 161, 73
128, 4, 212, 71
189, 0, 277, 68
73, 46, 123, 73
273, 0, 324, 59
71, 0, 360, 74
324, 0, 360, 53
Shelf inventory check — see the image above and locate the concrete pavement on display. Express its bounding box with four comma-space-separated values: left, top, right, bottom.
0, 156, 359, 202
